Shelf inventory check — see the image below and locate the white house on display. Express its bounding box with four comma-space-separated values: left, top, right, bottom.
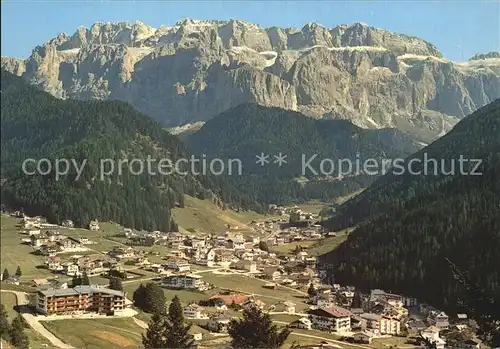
88, 220, 100, 231
232, 260, 257, 273
429, 311, 449, 329
195, 259, 214, 267
183, 304, 208, 319
165, 259, 191, 272
64, 264, 80, 276
308, 306, 352, 333
421, 326, 441, 342
162, 274, 208, 290
380, 316, 401, 335
207, 313, 231, 333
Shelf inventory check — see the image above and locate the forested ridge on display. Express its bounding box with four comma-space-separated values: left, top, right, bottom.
0, 70, 257, 230
320, 100, 500, 332
187, 103, 420, 204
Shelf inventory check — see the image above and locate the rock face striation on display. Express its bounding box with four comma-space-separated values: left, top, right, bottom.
2, 19, 499, 141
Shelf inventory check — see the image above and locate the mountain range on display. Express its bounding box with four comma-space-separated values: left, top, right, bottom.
2, 19, 499, 142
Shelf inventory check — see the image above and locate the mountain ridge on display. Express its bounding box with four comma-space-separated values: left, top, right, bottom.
185, 103, 421, 204
2, 19, 499, 142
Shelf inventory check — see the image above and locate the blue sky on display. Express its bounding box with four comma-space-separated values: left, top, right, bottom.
1, 0, 498, 61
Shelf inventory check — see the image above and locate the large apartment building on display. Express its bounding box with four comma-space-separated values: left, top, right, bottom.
308, 306, 352, 333
35, 286, 125, 315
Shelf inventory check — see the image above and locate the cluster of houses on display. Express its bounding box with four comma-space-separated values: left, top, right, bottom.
268, 204, 319, 221
179, 282, 483, 349
43, 254, 120, 277
29, 231, 91, 255
19, 216, 92, 256
110, 226, 322, 283
11, 213, 483, 348
296, 286, 482, 348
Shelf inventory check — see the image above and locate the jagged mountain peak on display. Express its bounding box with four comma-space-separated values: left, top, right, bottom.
28, 19, 442, 56
2, 18, 499, 142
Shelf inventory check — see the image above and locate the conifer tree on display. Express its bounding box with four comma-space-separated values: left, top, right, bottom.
133, 283, 166, 313
118, 277, 123, 291
109, 276, 123, 291
9, 315, 29, 349
228, 305, 291, 348
142, 310, 166, 349
163, 295, 194, 348
146, 283, 166, 314
351, 290, 362, 309
15, 266, 22, 277
133, 283, 147, 309
2, 268, 10, 281
307, 283, 317, 297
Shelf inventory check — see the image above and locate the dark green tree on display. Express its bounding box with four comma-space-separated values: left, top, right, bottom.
307, 283, 317, 297
228, 306, 291, 348
133, 283, 166, 314
142, 310, 167, 349
146, 283, 166, 314
15, 266, 22, 277
9, 315, 29, 349
163, 295, 194, 348
351, 290, 362, 309
2, 268, 10, 281
81, 272, 90, 286
71, 275, 81, 287
109, 276, 123, 291
133, 283, 147, 309
258, 241, 269, 252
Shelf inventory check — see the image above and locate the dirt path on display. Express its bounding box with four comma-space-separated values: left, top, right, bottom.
290, 331, 371, 349
132, 317, 148, 329
270, 321, 371, 349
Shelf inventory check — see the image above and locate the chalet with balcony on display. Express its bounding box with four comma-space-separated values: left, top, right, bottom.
308, 306, 352, 333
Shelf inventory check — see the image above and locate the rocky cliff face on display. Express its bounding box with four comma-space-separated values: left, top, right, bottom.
2, 19, 499, 142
